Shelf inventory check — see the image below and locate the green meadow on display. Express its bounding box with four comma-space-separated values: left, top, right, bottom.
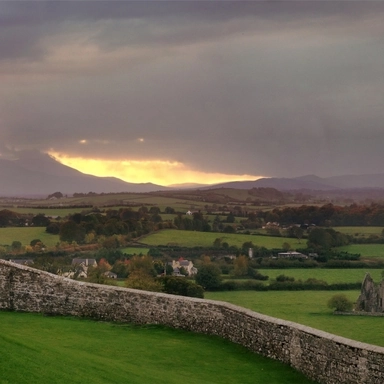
335, 243, 384, 257
0, 311, 316, 384
141, 229, 299, 248
121, 247, 150, 255
254, 268, 381, 284
0, 227, 59, 247
205, 290, 384, 347
334, 226, 384, 235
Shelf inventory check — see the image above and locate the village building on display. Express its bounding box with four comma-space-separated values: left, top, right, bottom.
70, 258, 98, 279
170, 258, 198, 276
277, 251, 308, 259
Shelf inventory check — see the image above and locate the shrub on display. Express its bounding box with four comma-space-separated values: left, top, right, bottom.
327, 294, 353, 312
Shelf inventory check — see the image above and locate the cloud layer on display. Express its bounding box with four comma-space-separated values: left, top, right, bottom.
1, 2, 384, 182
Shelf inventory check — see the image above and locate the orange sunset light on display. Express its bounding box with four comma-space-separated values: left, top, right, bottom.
50, 153, 262, 186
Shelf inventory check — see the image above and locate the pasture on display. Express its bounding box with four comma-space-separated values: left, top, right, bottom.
0, 227, 59, 247
256, 268, 381, 284
335, 244, 384, 257
121, 247, 150, 255
0, 311, 316, 384
140, 229, 299, 249
7, 207, 86, 216
205, 290, 384, 347
335, 226, 384, 236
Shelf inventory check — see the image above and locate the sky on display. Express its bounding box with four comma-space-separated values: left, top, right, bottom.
1, 1, 384, 186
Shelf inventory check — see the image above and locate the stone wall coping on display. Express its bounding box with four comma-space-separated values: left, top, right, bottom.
2, 258, 384, 355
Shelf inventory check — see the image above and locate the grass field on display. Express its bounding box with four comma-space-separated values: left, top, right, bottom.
205, 290, 384, 347
121, 247, 150, 255
0, 311, 316, 384
334, 226, 384, 235
0, 227, 59, 247
141, 229, 300, 249
335, 243, 384, 257
7, 207, 86, 216
255, 268, 382, 284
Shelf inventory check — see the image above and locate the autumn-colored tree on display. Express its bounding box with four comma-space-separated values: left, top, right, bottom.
125, 270, 163, 292
233, 255, 249, 277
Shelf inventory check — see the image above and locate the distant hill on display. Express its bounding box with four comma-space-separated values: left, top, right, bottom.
0, 152, 168, 197
167, 182, 209, 189
206, 174, 384, 191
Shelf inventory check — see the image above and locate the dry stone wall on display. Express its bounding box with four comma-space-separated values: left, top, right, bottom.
1, 259, 384, 384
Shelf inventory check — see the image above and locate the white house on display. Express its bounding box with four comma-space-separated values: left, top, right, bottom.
171, 259, 198, 276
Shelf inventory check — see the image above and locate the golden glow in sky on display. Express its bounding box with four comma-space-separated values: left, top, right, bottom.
50, 153, 263, 186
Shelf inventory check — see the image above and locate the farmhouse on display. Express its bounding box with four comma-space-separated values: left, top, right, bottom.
277, 251, 308, 259
71, 258, 98, 278
171, 258, 197, 276
355, 273, 384, 313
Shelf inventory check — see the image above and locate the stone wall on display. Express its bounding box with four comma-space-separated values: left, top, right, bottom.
1, 259, 384, 384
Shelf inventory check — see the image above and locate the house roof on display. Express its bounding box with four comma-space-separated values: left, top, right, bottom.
72, 258, 97, 266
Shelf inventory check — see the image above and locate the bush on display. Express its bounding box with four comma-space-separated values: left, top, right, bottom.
195, 264, 222, 291
327, 294, 353, 312
160, 276, 204, 298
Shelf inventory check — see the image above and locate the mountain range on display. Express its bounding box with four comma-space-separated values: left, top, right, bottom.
0, 152, 168, 197
210, 174, 384, 191
1, 151, 384, 197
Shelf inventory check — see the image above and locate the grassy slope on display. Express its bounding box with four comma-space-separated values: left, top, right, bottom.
0, 312, 315, 384
0, 227, 59, 247
141, 229, 299, 248
206, 290, 384, 347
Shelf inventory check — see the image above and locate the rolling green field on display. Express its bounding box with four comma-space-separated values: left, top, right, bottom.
141, 229, 300, 248
205, 290, 384, 347
335, 243, 384, 257
0, 227, 59, 247
0, 311, 316, 384
255, 268, 381, 284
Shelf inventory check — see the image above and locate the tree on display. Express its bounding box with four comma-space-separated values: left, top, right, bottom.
327, 294, 353, 312
223, 225, 235, 233
32, 214, 50, 227
128, 255, 157, 277
226, 213, 235, 223
46, 222, 60, 234
213, 238, 222, 248
195, 264, 222, 291
233, 255, 249, 277
282, 242, 292, 251
11, 240, 22, 252
59, 221, 86, 243
160, 276, 204, 298
87, 266, 117, 286
165, 206, 175, 214
125, 270, 163, 292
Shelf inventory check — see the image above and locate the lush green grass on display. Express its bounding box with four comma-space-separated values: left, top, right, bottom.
141, 229, 299, 249
0, 227, 59, 247
206, 290, 384, 347
0, 311, 316, 384
334, 226, 384, 235
257, 268, 381, 284
335, 243, 384, 257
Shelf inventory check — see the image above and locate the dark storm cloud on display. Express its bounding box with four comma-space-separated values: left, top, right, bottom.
1, 1, 384, 178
